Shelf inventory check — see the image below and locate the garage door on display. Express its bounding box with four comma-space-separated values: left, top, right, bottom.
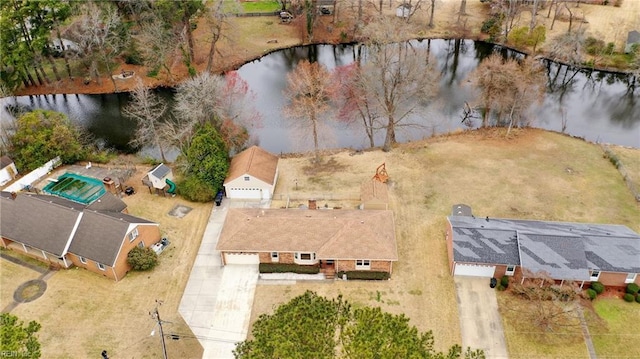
224, 253, 260, 265
227, 188, 262, 199
454, 263, 496, 277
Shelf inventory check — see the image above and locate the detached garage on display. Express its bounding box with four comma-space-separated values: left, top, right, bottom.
224, 146, 279, 200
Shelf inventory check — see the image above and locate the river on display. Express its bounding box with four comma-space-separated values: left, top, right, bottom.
1, 40, 638, 156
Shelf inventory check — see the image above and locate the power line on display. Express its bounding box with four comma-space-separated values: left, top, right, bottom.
150, 300, 169, 359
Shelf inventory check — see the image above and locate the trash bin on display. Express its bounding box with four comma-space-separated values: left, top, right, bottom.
490, 277, 497, 288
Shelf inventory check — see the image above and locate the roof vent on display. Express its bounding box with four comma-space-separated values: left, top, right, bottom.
486, 216, 489, 222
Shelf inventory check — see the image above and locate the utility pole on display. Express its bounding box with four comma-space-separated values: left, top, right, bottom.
150, 300, 168, 359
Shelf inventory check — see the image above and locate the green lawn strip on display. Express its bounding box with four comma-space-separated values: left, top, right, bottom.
496, 293, 589, 359
587, 298, 640, 358
241, 0, 280, 13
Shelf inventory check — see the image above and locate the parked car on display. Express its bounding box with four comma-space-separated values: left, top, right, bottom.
215, 191, 224, 206
320, 6, 331, 15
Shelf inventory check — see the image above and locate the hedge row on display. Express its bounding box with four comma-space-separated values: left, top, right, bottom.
258, 263, 320, 274
337, 271, 390, 280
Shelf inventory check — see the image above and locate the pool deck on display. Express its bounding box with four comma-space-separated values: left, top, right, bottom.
32, 164, 139, 192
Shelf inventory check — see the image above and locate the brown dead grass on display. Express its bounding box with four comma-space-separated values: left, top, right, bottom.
4, 164, 211, 359
0, 258, 42, 309
250, 128, 640, 354
611, 145, 640, 184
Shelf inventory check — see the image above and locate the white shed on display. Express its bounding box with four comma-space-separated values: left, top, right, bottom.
396, 3, 412, 18
224, 146, 279, 200
145, 163, 174, 189
0, 156, 18, 186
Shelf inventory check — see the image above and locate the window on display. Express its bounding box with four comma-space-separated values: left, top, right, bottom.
271, 252, 279, 262
244, 176, 250, 181
626, 273, 637, 284
79, 256, 87, 264
294, 252, 316, 264
128, 228, 139, 242
505, 265, 516, 276
97, 263, 106, 271
590, 269, 600, 281
356, 259, 371, 270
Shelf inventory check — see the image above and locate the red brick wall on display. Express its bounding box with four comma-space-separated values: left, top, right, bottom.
336, 260, 392, 273
259, 252, 295, 264
446, 222, 454, 274
597, 272, 637, 287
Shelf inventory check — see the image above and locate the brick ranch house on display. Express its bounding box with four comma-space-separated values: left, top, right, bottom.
216, 207, 398, 278
446, 204, 640, 287
0, 191, 161, 281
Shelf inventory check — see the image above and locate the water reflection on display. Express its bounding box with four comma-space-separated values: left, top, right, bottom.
1, 40, 638, 155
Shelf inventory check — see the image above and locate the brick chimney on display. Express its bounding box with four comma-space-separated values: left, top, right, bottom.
308, 199, 317, 210
10, 191, 17, 200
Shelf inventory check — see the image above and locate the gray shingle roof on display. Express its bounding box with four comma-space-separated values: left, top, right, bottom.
448, 215, 640, 278
518, 234, 589, 281
149, 164, 171, 180
68, 210, 154, 266
0, 156, 13, 169
86, 192, 127, 212
1, 192, 81, 256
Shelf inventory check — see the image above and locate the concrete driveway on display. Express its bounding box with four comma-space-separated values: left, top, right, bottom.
454, 277, 509, 359
179, 200, 265, 359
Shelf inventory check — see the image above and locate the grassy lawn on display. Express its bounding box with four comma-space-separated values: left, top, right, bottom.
250, 128, 640, 354
0, 255, 42, 310
496, 292, 588, 359
240, 0, 281, 13
587, 298, 640, 358
611, 145, 640, 184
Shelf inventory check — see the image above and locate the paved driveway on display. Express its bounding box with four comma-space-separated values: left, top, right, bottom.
454, 277, 509, 359
179, 200, 265, 359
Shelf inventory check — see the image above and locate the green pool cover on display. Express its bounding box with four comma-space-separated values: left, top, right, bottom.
42, 172, 106, 204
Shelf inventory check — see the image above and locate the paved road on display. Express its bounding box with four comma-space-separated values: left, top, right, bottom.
454, 277, 509, 359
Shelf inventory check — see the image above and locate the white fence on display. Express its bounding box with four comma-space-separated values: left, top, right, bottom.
4, 156, 61, 193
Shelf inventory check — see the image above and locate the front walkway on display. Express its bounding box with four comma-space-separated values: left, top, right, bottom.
454, 277, 509, 359
178, 199, 269, 359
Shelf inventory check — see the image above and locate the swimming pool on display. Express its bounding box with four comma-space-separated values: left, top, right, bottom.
42, 172, 106, 205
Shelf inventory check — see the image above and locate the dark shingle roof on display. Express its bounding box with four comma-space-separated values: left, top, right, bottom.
86, 192, 127, 212
149, 164, 171, 180
0, 192, 81, 256
0, 156, 13, 169
68, 210, 154, 266
448, 215, 640, 278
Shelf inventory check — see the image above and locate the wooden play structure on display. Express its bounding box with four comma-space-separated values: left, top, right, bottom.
372, 163, 389, 183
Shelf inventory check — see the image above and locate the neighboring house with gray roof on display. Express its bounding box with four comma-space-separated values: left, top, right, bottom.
0, 191, 160, 281
446, 204, 640, 287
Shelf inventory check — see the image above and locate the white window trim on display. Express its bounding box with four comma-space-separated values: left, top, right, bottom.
505, 265, 516, 276
129, 227, 139, 242
97, 263, 106, 271
589, 269, 601, 281
355, 259, 371, 270
271, 252, 279, 262
294, 252, 317, 265
79, 256, 87, 264
625, 273, 637, 284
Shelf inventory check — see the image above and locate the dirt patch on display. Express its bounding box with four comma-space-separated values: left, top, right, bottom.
13, 279, 47, 303
168, 204, 193, 218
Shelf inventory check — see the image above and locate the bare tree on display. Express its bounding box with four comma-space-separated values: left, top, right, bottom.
548, 28, 585, 65
470, 53, 545, 130
283, 60, 332, 163
67, 2, 125, 90
137, 12, 178, 81
529, 0, 540, 32
205, 0, 235, 74
361, 16, 440, 151
124, 79, 169, 162
427, 0, 436, 28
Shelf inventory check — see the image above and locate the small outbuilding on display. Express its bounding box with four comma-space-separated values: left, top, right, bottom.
625, 30, 640, 53
224, 146, 279, 200
396, 3, 412, 18
0, 156, 18, 186
360, 179, 389, 210
142, 163, 175, 194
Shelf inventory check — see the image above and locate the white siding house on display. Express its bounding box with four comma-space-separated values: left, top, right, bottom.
224, 146, 279, 200
0, 156, 18, 186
